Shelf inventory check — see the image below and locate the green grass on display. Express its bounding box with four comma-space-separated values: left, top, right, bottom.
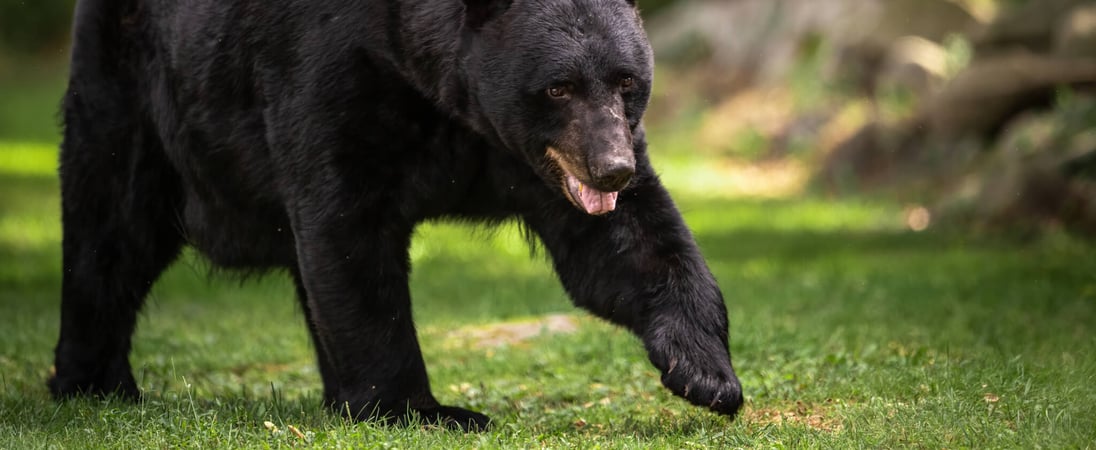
2, 80, 1096, 448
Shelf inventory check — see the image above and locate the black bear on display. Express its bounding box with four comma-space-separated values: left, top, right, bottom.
51, 0, 743, 430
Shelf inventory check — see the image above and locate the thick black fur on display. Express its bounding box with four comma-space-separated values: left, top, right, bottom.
51, 0, 743, 430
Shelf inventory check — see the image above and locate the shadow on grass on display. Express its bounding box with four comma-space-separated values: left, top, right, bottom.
698, 227, 958, 262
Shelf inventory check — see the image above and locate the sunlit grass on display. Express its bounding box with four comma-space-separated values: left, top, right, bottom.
0, 142, 58, 254
0, 141, 56, 176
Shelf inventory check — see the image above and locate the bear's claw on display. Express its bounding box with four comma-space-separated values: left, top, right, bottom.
645, 321, 744, 417
659, 363, 743, 417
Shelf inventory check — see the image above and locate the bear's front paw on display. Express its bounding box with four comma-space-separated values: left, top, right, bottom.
657, 358, 743, 417
645, 330, 743, 417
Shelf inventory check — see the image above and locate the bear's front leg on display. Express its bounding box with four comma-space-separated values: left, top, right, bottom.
523, 169, 744, 417
291, 212, 490, 431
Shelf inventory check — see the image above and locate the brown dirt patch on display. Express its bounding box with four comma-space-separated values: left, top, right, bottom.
443, 314, 580, 349
742, 401, 845, 433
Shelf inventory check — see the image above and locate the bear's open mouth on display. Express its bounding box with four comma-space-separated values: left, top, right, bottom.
563, 172, 618, 215
546, 147, 619, 215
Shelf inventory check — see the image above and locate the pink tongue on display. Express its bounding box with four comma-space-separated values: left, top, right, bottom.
577, 182, 619, 215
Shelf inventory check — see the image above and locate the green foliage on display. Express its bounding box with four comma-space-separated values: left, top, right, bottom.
942, 33, 973, 79
637, 0, 680, 19
727, 127, 769, 160
787, 33, 836, 112
1051, 89, 1096, 179
0, 0, 75, 55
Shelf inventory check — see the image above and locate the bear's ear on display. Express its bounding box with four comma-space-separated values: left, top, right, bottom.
462, 0, 513, 30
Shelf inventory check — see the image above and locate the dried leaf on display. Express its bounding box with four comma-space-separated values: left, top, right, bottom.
263, 421, 278, 433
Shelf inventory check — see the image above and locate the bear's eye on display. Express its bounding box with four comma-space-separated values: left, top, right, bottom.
547, 85, 571, 99
620, 76, 635, 89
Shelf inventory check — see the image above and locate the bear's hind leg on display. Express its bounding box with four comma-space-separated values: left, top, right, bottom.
49, 85, 185, 401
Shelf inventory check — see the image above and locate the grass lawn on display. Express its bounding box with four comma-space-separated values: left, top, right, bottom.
1, 74, 1095, 448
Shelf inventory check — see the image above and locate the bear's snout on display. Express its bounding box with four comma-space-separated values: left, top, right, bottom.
589, 154, 634, 192
582, 106, 635, 192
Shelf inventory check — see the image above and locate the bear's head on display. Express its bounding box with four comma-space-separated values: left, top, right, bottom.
461, 0, 653, 215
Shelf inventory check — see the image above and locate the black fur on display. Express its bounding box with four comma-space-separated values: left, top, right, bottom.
51, 0, 743, 430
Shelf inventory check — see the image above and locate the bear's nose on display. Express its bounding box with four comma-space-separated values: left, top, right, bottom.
590, 156, 634, 192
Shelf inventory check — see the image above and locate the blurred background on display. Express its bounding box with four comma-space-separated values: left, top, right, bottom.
1, 0, 1094, 231
636, 0, 1096, 235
